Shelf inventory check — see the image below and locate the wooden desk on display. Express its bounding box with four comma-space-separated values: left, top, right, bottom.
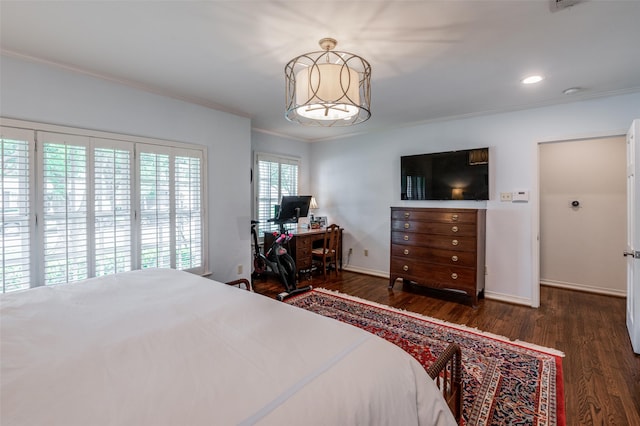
264, 227, 343, 275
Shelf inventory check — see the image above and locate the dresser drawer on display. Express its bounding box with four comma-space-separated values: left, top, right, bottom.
391, 220, 477, 236
391, 244, 476, 267
391, 232, 476, 251
391, 209, 477, 224
390, 257, 476, 289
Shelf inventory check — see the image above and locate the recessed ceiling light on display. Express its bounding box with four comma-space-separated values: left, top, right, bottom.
562, 87, 581, 95
521, 75, 544, 85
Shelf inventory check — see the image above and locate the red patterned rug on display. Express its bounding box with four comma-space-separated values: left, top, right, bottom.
286, 288, 565, 426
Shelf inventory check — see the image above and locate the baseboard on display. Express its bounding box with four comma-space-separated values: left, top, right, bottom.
342, 269, 627, 299
540, 279, 626, 298
342, 265, 389, 279
343, 266, 538, 306
484, 291, 534, 307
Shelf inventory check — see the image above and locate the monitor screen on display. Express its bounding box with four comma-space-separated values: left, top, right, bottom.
275, 195, 312, 223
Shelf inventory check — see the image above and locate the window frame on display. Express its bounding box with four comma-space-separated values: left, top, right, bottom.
0, 118, 209, 290
253, 152, 301, 237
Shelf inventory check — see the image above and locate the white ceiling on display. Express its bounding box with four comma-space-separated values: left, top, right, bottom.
1, 1, 640, 142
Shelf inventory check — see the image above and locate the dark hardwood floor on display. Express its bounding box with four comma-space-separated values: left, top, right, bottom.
251, 270, 640, 426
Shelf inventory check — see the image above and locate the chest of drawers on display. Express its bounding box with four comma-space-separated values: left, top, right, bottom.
389, 207, 486, 306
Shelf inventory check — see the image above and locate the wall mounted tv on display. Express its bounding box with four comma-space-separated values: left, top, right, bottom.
401, 148, 489, 200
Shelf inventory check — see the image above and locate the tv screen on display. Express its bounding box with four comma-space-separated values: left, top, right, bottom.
401, 148, 489, 200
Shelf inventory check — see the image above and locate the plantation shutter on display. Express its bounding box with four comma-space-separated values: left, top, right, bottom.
255, 153, 299, 235
0, 127, 34, 292
0, 120, 208, 291
138, 146, 172, 269
138, 144, 204, 272
93, 139, 133, 276
174, 153, 202, 270
38, 132, 89, 285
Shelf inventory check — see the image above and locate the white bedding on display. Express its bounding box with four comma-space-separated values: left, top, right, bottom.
1, 268, 455, 426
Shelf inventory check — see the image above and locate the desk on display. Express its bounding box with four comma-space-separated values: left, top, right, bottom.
264, 227, 343, 275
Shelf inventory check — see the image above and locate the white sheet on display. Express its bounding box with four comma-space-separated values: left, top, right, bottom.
1, 268, 455, 426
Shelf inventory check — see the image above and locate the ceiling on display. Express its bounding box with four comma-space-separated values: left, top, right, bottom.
1, 1, 640, 142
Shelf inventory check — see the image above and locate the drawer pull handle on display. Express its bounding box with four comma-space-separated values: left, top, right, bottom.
404, 222, 410, 229
451, 214, 459, 222
403, 235, 409, 241
403, 265, 409, 272
452, 239, 459, 246
451, 226, 458, 233
451, 255, 458, 262
451, 273, 458, 280
403, 249, 410, 255
404, 212, 410, 218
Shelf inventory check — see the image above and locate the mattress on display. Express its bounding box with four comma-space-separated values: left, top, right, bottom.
1, 268, 455, 425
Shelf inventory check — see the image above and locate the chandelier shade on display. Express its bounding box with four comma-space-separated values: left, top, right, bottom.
285, 38, 371, 127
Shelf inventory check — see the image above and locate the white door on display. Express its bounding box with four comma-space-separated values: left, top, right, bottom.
626, 119, 640, 354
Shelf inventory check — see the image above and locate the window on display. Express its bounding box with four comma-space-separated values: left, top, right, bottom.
138, 144, 203, 271
39, 132, 91, 284
94, 142, 133, 276
254, 153, 299, 235
1, 127, 34, 293
0, 121, 207, 292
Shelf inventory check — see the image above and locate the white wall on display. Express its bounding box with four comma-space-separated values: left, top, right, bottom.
308, 93, 640, 306
1, 54, 253, 284
6, 52, 638, 302
540, 136, 626, 296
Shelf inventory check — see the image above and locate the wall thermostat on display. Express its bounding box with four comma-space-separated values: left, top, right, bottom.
512, 190, 529, 202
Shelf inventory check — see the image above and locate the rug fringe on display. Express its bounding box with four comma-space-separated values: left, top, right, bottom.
313, 287, 565, 358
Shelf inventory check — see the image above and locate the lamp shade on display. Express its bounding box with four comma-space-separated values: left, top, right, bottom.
309, 196, 318, 210
295, 63, 360, 120
285, 38, 371, 127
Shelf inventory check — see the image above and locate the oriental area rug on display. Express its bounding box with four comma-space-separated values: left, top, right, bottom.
286, 288, 565, 426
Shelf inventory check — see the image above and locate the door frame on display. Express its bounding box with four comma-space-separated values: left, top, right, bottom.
533, 129, 627, 308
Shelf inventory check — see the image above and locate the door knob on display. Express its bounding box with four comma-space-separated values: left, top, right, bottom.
624, 250, 640, 259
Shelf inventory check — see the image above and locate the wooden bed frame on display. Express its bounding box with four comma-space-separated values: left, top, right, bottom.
227, 279, 463, 424
427, 342, 463, 424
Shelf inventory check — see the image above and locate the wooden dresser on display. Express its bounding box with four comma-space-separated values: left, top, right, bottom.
389, 207, 486, 306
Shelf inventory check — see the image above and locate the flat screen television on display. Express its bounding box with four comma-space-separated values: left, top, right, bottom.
401, 148, 489, 200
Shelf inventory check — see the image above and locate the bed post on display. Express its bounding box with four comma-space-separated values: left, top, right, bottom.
427, 343, 462, 424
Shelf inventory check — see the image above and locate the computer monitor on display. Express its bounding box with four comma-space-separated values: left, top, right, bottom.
274, 195, 312, 224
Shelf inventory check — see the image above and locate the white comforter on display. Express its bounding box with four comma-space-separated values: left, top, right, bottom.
1, 268, 455, 426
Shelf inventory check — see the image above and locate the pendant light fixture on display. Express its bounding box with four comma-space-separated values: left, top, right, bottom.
285, 38, 371, 126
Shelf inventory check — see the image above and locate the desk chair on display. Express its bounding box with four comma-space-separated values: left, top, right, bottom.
311, 224, 340, 281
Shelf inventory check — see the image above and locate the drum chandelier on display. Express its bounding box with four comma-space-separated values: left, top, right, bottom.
285, 38, 371, 126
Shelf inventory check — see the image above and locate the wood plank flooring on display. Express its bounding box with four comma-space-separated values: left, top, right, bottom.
251, 271, 640, 426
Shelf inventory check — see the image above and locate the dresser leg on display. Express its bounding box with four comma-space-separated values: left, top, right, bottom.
388, 277, 397, 290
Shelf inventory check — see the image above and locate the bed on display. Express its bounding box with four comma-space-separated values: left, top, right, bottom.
1, 268, 459, 425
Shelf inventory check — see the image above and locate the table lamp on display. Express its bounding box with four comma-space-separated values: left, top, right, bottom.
309, 196, 318, 220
